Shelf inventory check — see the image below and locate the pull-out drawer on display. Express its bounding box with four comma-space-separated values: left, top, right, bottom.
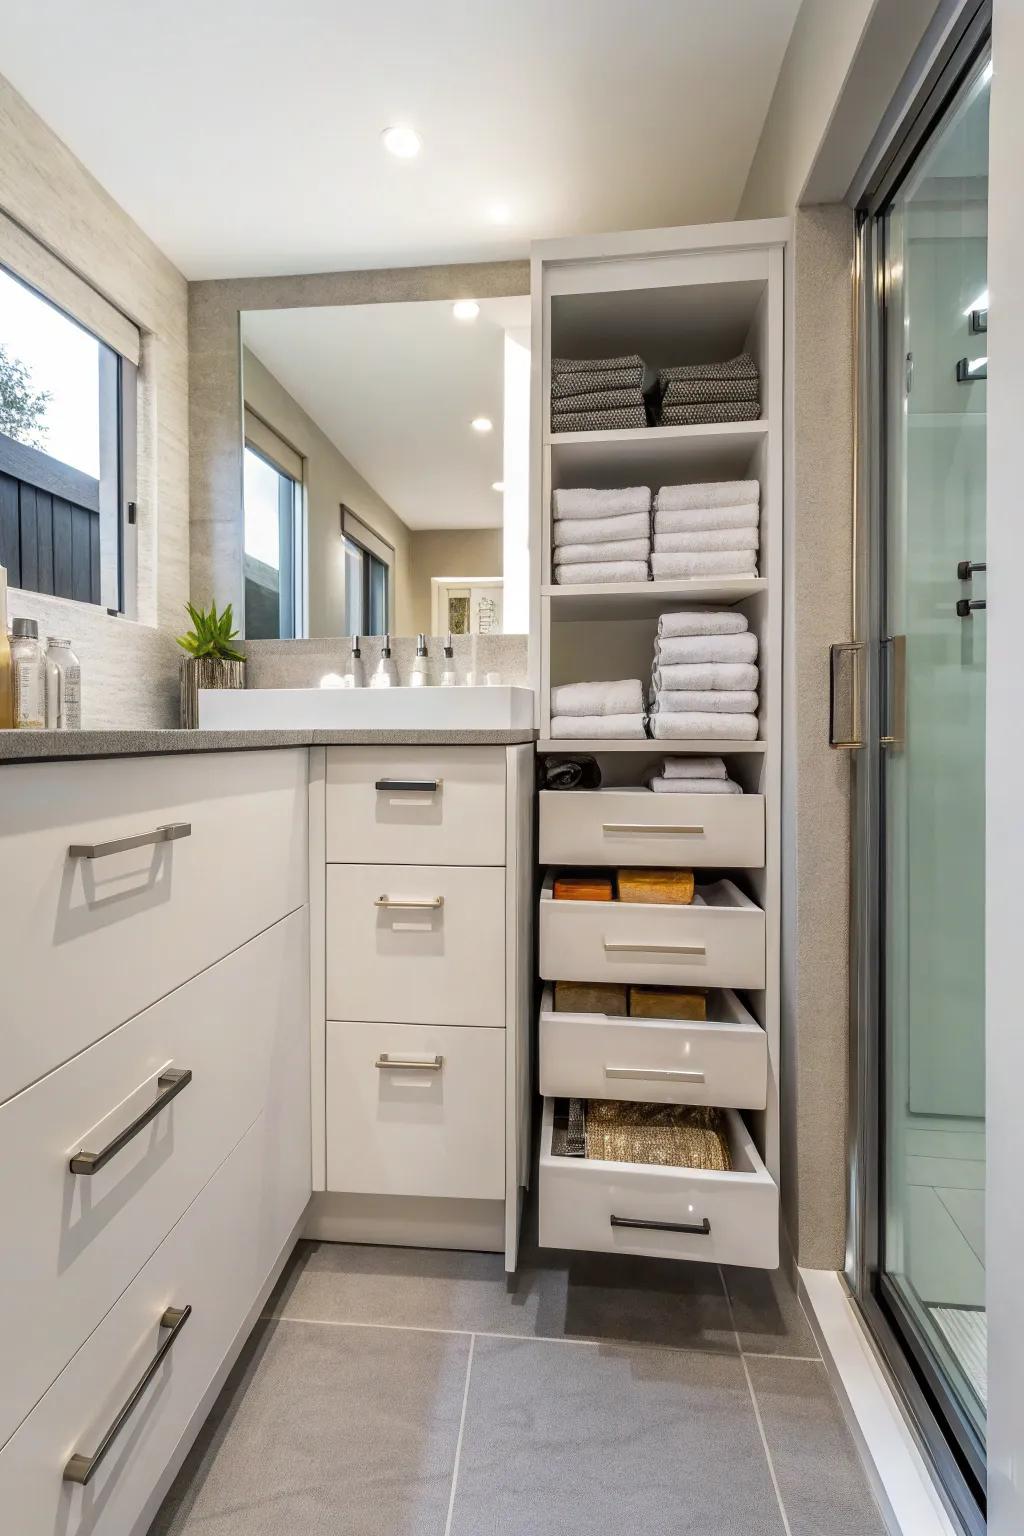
539, 789, 765, 869
326, 1020, 505, 1201
0, 910, 307, 1454
538, 985, 767, 1110
538, 1098, 778, 1269
326, 745, 506, 865
326, 864, 505, 1026
0, 749, 307, 1104
539, 873, 765, 990
0, 1112, 280, 1536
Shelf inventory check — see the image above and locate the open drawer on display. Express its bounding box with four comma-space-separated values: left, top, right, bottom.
539, 788, 765, 869
539, 872, 765, 989
538, 1097, 778, 1269
538, 985, 767, 1110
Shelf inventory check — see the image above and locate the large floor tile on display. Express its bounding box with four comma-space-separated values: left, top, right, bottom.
149, 1318, 469, 1535
746, 1356, 887, 1536
448, 1336, 785, 1536
721, 1261, 820, 1358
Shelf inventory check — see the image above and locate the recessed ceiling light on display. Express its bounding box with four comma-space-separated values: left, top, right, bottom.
471, 417, 493, 433
381, 125, 421, 159
452, 300, 480, 321
492, 481, 505, 492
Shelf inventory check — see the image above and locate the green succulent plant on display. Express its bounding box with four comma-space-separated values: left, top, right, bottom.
176, 601, 245, 662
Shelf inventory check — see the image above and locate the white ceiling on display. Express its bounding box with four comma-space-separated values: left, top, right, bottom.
0, 0, 802, 279
244, 297, 529, 529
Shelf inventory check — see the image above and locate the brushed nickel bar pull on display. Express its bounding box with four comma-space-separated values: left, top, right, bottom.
69, 1068, 193, 1175
605, 1066, 706, 1084
374, 778, 442, 792
63, 1304, 192, 1486
880, 634, 907, 750
829, 640, 865, 750
603, 940, 706, 956
375, 1054, 444, 1071
602, 823, 704, 835
610, 1215, 710, 1236
69, 822, 192, 860
374, 895, 444, 909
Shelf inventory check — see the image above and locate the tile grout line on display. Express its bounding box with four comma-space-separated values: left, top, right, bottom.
718, 1266, 794, 1536
443, 1332, 475, 1536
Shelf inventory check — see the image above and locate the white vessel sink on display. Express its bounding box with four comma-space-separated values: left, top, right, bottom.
197, 685, 535, 731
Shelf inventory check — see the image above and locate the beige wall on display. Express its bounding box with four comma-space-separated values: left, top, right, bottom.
242, 349, 413, 635
408, 527, 503, 635
0, 74, 189, 726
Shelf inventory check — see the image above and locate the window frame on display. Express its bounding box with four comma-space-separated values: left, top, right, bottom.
242, 437, 304, 640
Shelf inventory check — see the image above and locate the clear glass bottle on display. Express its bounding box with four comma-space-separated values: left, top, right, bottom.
342, 635, 364, 688
45, 637, 82, 729
410, 634, 430, 687
369, 633, 399, 688
10, 618, 46, 729
440, 633, 458, 687
0, 564, 13, 729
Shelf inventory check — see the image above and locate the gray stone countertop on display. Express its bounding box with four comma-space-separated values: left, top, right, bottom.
0, 727, 538, 764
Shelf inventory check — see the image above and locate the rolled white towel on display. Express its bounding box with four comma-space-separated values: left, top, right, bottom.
658, 609, 748, 639
652, 550, 757, 579
656, 632, 758, 665
555, 560, 649, 585
550, 713, 647, 740
654, 503, 759, 534
649, 775, 742, 794
651, 712, 758, 741
653, 662, 759, 692
553, 486, 651, 520
552, 510, 651, 547
656, 480, 759, 512
550, 679, 645, 717
654, 527, 759, 553
554, 538, 650, 566
654, 690, 759, 714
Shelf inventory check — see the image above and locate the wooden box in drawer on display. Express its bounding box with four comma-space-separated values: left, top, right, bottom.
539, 873, 765, 990
538, 985, 767, 1109
538, 1098, 778, 1269
326, 745, 505, 865
539, 789, 765, 869
0, 749, 307, 1105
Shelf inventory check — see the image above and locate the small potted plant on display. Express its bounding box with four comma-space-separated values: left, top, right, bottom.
177, 601, 245, 727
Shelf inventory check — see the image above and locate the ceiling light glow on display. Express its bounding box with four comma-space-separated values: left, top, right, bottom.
963, 289, 989, 316
488, 202, 512, 225
452, 300, 480, 321
471, 417, 493, 433
492, 481, 505, 492
381, 125, 422, 159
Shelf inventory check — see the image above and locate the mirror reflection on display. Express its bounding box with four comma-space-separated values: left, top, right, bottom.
240, 295, 530, 639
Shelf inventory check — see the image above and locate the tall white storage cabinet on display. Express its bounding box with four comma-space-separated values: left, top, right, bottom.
531, 220, 787, 1269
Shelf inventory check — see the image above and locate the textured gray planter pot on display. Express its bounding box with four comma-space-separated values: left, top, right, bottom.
179, 656, 245, 728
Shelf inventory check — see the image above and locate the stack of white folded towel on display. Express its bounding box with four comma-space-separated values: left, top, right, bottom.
549, 679, 647, 740
651, 479, 760, 581
552, 486, 651, 586
648, 756, 742, 794
649, 609, 759, 740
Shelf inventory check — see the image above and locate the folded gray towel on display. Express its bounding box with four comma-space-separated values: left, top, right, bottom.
651, 711, 758, 740
658, 353, 758, 384
553, 354, 646, 376
656, 481, 760, 512
654, 689, 759, 714
654, 502, 759, 534
554, 560, 650, 585
550, 679, 646, 717
660, 401, 761, 426
551, 366, 645, 398
553, 406, 648, 433
649, 775, 742, 794
653, 662, 759, 692
550, 713, 648, 740
553, 510, 651, 547
660, 755, 729, 778
554, 538, 650, 566
553, 487, 651, 519
661, 377, 760, 405
553, 388, 646, 414
654, 528, 759, 553
651, 550, 757, 579
658, 610, 749, 639
656, 632, 759, 665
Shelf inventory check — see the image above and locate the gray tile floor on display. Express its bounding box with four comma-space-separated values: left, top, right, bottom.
150, 1229, 887, 1535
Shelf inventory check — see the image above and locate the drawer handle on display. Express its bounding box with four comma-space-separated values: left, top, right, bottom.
610, 1215, 711, 1236
603, 941, 706, 956
62, 1304, 192, 1486
374, 778, 443, 792
374, 895, 445, 909
605, 1066, 706, 1084
602, 823, 704, 835
68, 822, 192, 860
69, 1067, 193, 1175
375, 1053, 445, 1071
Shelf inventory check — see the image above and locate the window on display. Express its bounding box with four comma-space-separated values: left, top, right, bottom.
341, 507, 392, 636
243, 443, 301, 638
0, 265, 135, 611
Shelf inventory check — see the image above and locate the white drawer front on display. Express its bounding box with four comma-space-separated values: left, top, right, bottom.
326, 1020, 505, 1200
326, 746, 505, 865
538, 1099, 778, 1268
0, 750, 307, 1104
539, 876, 765, 990
326, 864, 505, 1026
0, 1110, 295, 1536
538, 986, 767, 1110
539, 790, 765, 868
0, 910, 308, 1455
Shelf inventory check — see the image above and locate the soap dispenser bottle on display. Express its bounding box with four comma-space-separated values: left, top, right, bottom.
342, 635, 364, 688
0, 564, 13, 729
370, 633, 399, 688
410, 634, 430, 687
440, 633, 458, 688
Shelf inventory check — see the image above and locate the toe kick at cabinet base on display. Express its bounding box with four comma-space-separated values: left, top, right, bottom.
303, 1192, 507, 1253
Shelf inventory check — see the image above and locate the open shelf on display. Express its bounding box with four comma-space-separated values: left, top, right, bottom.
547, 420, 767, 487
544, 576, 765, 620
537, 738, 768, 755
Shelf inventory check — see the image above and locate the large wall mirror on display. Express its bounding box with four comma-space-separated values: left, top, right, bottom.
239, 294, 530, 640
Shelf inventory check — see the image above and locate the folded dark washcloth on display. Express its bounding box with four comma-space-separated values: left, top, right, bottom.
554, 406, 649, 433
661, 376, 759, 406
541, 754, 603, 790
553, 387, 646, 413
660, 401, 761, 426
551, 366, 645, 397
552, 353, 645, 376
658, 352, 758, 384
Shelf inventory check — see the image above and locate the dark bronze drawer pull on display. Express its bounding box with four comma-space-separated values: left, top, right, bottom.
610, 1214, 711, 1236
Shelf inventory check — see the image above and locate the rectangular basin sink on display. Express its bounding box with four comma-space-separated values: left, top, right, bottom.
197, 685, 535, 732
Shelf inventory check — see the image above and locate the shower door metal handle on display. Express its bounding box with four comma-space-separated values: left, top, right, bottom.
829, 641, 865, 750
956, 560, 986, 580
880, 635, 906, 750
956, 599, 987, 618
